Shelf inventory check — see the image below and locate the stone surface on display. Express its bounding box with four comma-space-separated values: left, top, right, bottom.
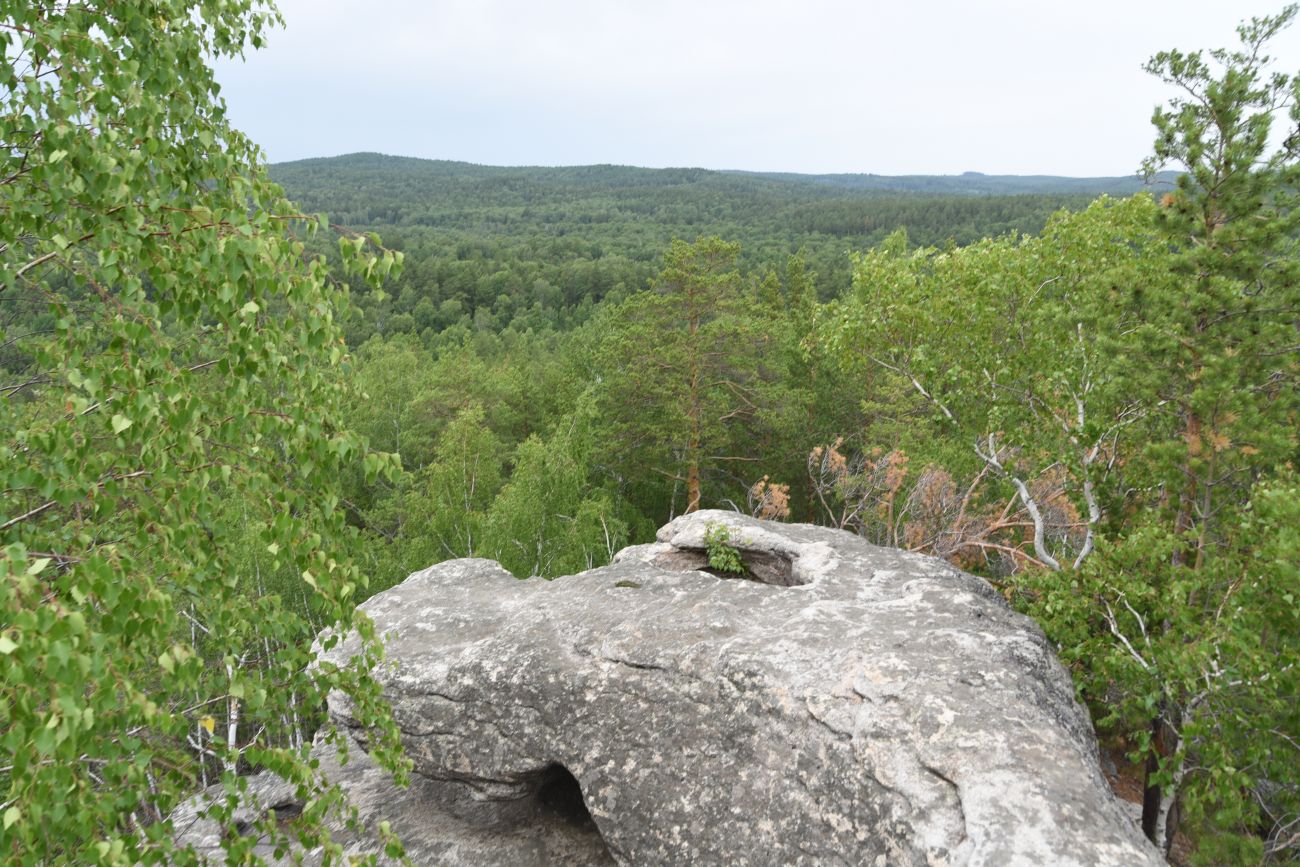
317, 510, 1163, 866
173, 731, 613, 865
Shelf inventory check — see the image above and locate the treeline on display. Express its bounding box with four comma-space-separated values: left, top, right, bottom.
736, 168, 1179, 196
273, 154, 1120, 339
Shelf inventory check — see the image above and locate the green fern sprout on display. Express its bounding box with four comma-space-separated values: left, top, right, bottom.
704, 523, 746, 574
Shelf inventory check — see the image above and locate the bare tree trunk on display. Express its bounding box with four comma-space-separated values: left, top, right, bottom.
1159, 787, 1182, 857
290, 689, 303, 752
1008, 476, 1062, 571
685, 452, 701, 513
1141, 715, 1162, 843
1172, 457, 1198, 567
1141, 710, 1181, 850
685, 306, 702, 513
975, 434, 1061, 571
188, 606, 209, 787
1072, 395, 1103, 569
225, 661, 241, 775
1074, 470, 1100, 569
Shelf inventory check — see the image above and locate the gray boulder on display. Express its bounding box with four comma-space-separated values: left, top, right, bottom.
318, 510, 1162, 866
172, 730, 614, 865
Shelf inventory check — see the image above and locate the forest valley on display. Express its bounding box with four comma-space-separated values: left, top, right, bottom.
1, 3, 1298, 866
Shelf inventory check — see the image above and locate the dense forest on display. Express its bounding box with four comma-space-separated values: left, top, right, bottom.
2, 2, 1298, 866
270, 153, 1166, 338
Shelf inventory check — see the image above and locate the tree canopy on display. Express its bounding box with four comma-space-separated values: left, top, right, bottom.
1, 2, 405, 863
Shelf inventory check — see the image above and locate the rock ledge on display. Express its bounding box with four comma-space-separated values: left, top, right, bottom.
310, 510, 1161, 866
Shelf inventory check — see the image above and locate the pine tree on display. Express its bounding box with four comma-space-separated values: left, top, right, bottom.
596, 237, 761, 516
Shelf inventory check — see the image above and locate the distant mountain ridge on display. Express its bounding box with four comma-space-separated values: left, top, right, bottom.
270, 152, 1178, 198
729, 168, 1180, 196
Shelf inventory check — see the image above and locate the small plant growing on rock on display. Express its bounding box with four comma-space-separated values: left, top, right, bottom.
704, 523, 746, 574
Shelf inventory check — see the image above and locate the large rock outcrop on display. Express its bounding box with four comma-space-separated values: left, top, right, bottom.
171, 729, 615, 865
314, 510, 1162, 866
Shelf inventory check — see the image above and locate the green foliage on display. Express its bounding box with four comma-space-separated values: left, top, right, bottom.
824, 196, 1172, 571
337, 324, 637, 585
0, 3, 406, 863
1133, 3, 1300, 550
750, 253, 864, 516
1142, 5, 1300, 290
1035, 9, 1300, 858
481, 395, 630, 579
810, 12, 1300, 858
1028, 475, 1300, 859
594, 236, 769, 515
269, 153, 1130, 344
703, 524, 745, 575
357, 403, 506, 591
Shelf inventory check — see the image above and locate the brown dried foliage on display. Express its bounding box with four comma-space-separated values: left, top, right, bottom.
806, 439, 1087, 575
748, 475, 791, 521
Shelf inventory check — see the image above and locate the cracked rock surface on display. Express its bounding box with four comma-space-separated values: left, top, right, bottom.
172, 729, 614, 865
319, 511, 1162, 866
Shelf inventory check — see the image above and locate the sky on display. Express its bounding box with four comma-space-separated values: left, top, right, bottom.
212, 0, 1300, 176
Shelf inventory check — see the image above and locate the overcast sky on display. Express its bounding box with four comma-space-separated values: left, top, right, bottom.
212, 1, 1300, 176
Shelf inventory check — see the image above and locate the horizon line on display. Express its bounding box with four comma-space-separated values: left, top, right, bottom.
268, 150, 1171, 181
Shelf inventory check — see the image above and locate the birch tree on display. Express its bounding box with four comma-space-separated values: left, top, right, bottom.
1, 3, 407, 862
824, 197, 1165, 573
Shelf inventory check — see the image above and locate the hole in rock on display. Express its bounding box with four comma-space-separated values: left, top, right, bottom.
650, 546, 805, 586
270, 800, 303, 827
526, 764, 615, 861
535, 764, 600, 833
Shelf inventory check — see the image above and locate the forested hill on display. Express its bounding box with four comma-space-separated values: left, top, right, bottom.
270, 153, 1172, 236
269, 153, 1172, 339
734, 168, 1178, 195
271, 152, 1174, 205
